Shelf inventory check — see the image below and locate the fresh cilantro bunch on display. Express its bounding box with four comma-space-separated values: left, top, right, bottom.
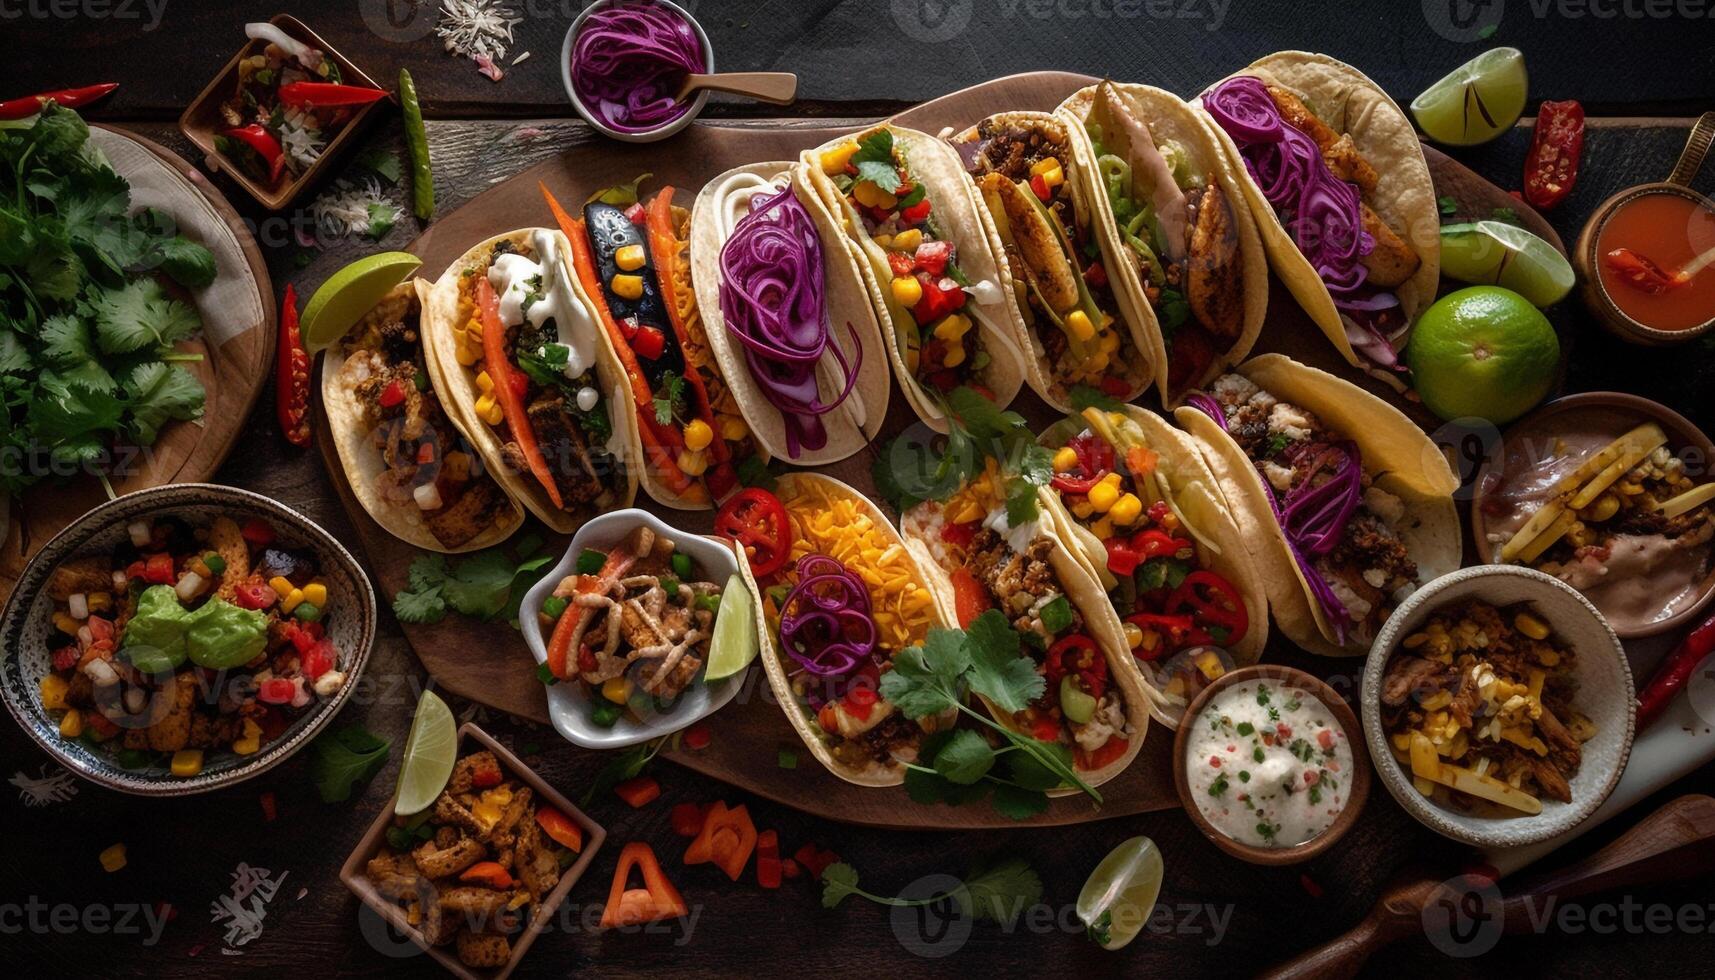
874, 385, 1055, 528
821, 857, 1042, 924
392, 537, 555, 625
0, 103, 215, 494
879, 610, 1100, 819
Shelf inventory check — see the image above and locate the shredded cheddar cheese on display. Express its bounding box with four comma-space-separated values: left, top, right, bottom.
781, 480, 936, 650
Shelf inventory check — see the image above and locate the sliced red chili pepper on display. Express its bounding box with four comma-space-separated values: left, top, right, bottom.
223, 124, 287, 183
712, 488, 791, 579
1125, 612, 1198, 661
276, 81, 387, 108
1050, 432, 1115, 495
632, 325, 666, 361
900, 197, 932, 225
274, 283, 311, 447
1603, 248, 1680, 295
1523, 100, 1584, 211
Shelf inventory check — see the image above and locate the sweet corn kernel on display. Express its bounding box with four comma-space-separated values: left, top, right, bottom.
1101, 471, 1124, 487
1090, 517, 1114, 540
1085, 350, 1110, 374
602, 677, 634, 704
1537, 649, 1560, 667
476, 371, 495, 392
934, 314, 972, 341
170, 750, 203, 778
1123, 621, 1144, 648
1514, 613, 1550, 641
677, 450, 708, 477
615, 243, 646, 271
1099, 330, 1121, 354
1052, 447, 1079, 473
232, 735, 260, 756
719, 416, 750, 441
1088, 481, 1119, 513
40, 675, 70, 711
892, 228, 923, 251
683, 419, 713, 451
611, 274, 644, 300
943, 343, 966, 368
1585, 494, 1620, 522
1065, 310, 1096, 342
99, 844, 127, 873
872, 233, 893, 249
820, 142, 858, 174
483, 401, 504, 426
59, 709, 83, 738
852, 180, 897, 209
455, 340, 481, 367
301, 582, 328, 607
891, 276, 923, 307
280, 589, 305, 614
1108, 493, 1143, 526
268, 576, 294, 597
53, 612, 80, 636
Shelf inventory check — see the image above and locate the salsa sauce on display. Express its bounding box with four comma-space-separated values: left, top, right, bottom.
1596, 191, 1715, 332
1184, 680, 1354, 848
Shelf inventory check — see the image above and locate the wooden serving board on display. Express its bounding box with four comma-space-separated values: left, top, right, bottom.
319, 72, 1564, 828
0, 127, 274, 601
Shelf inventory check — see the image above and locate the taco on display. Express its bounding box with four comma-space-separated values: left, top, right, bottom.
687, 162, 891, 465
1174, 354, 1460, 657
1039, 404, 1266, 723
899, 462, 1151, 787
747, 474, 955, 787
947, 110, 1158, 409
801, 125, 1028, 432
1057, 82, 1269, 403
1196, 52, 1439, 387
422, 227, 637, 533
324, 280, 525, 552
550, 178, 769, 510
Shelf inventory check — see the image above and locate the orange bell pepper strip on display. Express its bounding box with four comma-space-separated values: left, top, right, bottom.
545, 183, 703, 503
476, 274, 564, 509
458, 861, 515, 889
535, 805, 583, 853
682, 800, 757, 881
644, 189, 737, 499
614, 776, 660, 808
601, 842, 687, 929
545, 546, 640, 679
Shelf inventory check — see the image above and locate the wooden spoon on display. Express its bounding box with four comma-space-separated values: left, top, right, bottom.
674, 71, 797, 105
1258, 794, 1715, 979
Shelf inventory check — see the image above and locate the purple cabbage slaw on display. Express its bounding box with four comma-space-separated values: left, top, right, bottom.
718, 182, 861, 457
570, 1, 704, 134
778, 554, 878, 706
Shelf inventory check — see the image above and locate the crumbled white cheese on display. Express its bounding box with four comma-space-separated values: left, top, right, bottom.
1363, 485, 1406, 525
1211, 373, 1259, 405
1268, 402, 1313, 442
1264, 462, 1295, 492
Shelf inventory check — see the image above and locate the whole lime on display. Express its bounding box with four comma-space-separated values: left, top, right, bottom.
1407, 286, 1559, 424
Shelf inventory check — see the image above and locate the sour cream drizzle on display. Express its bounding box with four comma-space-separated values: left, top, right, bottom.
486, 230, 602, 411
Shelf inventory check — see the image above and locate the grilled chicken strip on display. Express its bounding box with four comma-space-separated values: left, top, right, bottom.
984, 173, 1079, 313
1357, 202, 1420, 288
1185, 183, 1245, 339
1265, 85, 1380, 194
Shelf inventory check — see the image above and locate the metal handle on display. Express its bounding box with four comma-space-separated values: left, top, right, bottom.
1667, 112, 1715, 187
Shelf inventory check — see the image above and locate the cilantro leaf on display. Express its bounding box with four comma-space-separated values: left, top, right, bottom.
820, 863, 862, 909
309, 725, 392, 803
391, 585, 446, 624
1004, 475, 1041, 527
954, 859, 1042, 922
931, 728, 995, 786
851, 129, 902, 194
878, 627, 970, 719
1437, 194, 1458, 216
963, 609, 1043, 713
406, 555, 450, 593
991, 783, 1051, 821
903, 762, 951, 805
1069, 384, 1122, 412
1006, 740, 1074, 791
436, 549, 522, 621
122, 362, 204, 442
91, 279, 201, 354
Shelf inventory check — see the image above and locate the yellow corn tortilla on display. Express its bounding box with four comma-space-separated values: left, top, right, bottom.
687, 162, 892, 466
421, 227, 640, 533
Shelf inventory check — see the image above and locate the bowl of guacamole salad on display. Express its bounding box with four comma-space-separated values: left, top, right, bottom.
0, 486, 377, 794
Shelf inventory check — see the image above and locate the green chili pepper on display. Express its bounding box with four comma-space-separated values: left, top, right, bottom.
399, 68, 433, 220
576, 549, 605, 575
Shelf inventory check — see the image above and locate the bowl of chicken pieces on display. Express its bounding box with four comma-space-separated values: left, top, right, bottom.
341, 725, 606, 978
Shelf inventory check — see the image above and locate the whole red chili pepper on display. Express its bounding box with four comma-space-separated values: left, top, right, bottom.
1636, 611, 1715, 728
1523, 100, 1584, 211
0, 82, 117, 120
275, 284, 312, 447
276, 81, 386, 108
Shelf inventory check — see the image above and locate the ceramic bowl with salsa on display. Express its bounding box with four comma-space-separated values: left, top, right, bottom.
1473, 392, 1715, 639
1580, 185, 1715, 344
1173, 665, 1369, 865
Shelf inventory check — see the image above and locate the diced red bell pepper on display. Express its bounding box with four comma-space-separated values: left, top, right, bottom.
886, 250, 915, 279
125, 560, 146, 582
301, 639, 335, 680
240, 519, 276, 547
633, 325, 666, 361
233, 579, 278, 611
683, 802, 757, 881
843, 685, 877, 721
257, 678, 297, 704
900, 197, 932, 225
459, 861, 516, 889
377, 379, 406, 408
142, 553, 175, 585
913, 240, 951, 276
756, 830, 782, 889
87, 616, 114, 643
1030, 174, 1053, 201
52, 646, 79, 671
670, 803, 708, 837
415, 442, 435, 465
614, 776, 661, 808
683, 723, 711, 751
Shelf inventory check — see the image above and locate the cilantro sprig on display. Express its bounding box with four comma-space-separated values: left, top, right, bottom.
878, 610, 1101, 818
821, 857, 1042, 923
392, 537, 556, 625
874, 385, 1055, 525
851, 129, 903, 194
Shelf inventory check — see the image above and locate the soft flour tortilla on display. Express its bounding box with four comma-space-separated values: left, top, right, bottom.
421, 227, 640, 533
1193, 52, 1440, 383
946, 110, 1157, 410
322, 279, 525, 553
1057, 82, 1270, 404
1173, 354, 1460, 657
799, 124, 1028, 432
746, 473, 953, 787
899, 487, 1152, 792
687, 162, 892, 466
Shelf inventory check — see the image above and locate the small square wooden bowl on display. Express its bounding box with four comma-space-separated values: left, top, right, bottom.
339, 724, 607, 980
178, 14, 390, 211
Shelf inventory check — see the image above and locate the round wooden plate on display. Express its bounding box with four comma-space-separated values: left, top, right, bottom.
0, 126, 275, 601
319, 72, 1564, 828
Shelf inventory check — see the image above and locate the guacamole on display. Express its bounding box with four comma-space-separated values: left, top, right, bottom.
119, 585, 270, 673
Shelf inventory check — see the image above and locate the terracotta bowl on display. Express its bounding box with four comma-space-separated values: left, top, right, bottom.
1172, 664, 1370, 866
1471, 390, 1715, 639
339, 723, 607, 980
1361, 565, 1636, 849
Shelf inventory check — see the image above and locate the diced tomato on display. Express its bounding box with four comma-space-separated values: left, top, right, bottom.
623, 202, 647, 225
887, 250, 915, 279
756, 830, 782, 889
86, 616, 114, 643
240, 519, 275, 547
633, 326, 666, 361
1099, 376, 1131, 398
125, 560, 145, 582
670, 803, 708, 837
1030, 714, 1062, 742
233, 579, 278, 611
1030, 174, 1052, 201
683, 723, 711, 751
614, 776, 661, 808
52, 646, 79, 671
378, 380, 407, 408
781, 858, 801, 879
1076, 735, 1130, 771
911, 277, 965, 325
843, 685, 877, 721
913, 239, 951, 276
142, 553, 175, 585
949, 566, 990, 629
416, 442, 435, 465
301, 639, 335, 680
817, 703, 839, 734
900, 198, 931, 225
257, 678, 297, 704
939, 520, 976, 549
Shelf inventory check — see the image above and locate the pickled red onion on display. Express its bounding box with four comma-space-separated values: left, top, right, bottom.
569, 2, 704, 135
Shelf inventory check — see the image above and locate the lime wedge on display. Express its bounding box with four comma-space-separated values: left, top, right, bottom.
1076, 836, 1164, 951
1410, 47, 1528, 147
394, 690, 457, 816
703, 573, 757, 682
1439, 220, 1574, 307
299, 251, 423, 353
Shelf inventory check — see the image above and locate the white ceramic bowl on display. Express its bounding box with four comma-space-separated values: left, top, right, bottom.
519, 509, 745, 749
1361, 565, 1636, 848
0, 484, 377, 795
560, 0, 714, 143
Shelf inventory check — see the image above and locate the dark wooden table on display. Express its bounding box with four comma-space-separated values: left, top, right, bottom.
5, 3, 1715, 977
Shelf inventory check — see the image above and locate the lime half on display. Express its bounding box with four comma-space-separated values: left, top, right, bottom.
1410, 47, 1527, 147
703, 573, 758, 682
299, 251, 423, 353
394, 690, 457, 816
1440, 221, 1574, 307
1077, 836, 1164, 950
